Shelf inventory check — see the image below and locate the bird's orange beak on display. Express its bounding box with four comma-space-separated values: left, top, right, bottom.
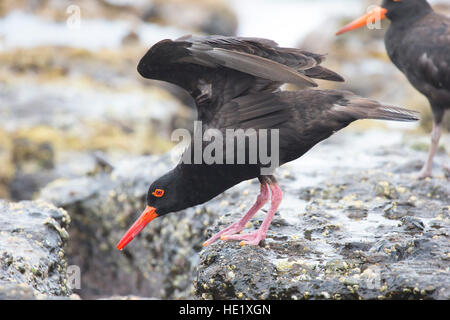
336, 7, 388, 35
117, 206, 158, 251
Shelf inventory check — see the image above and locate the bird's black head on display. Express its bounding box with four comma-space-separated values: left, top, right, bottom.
116, 169, 186, 251
116, 166, 214, 251
145, 170, 188, 216
381, 0, 432, 21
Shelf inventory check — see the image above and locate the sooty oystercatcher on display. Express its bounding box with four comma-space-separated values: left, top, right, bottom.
337, 0, 449, 178
116, 35, 419, 250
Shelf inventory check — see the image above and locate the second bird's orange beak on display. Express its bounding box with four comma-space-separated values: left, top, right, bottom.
336, 7, 388, 35
117, 206, 158, 251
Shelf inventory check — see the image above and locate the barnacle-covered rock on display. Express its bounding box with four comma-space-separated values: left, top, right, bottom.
40, 154, 218, 299
195, 134, 449, 300
196, 167, 449, 299
0, 200, 72, 299
40, 130, 449, 300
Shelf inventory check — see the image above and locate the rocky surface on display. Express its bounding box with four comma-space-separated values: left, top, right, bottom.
196, 168, 449, 300
142, 0, 238, 36
0, 200, 73, 299
194, 130, 449, 300
39, 130, 449, 299
1, 0, 237, 36
40, 154, 211, 299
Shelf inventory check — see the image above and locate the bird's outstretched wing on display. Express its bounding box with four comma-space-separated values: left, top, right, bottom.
137, 35, 344, 123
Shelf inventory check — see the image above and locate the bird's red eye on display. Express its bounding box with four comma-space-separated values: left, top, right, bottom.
152, 189, 164, 197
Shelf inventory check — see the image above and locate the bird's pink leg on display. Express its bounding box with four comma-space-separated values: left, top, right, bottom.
202, 183, 269, 247
222, 182, 283, 246
418, 122, 442, 179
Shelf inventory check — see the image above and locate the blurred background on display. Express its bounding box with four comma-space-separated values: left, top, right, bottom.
0, 0, 449, 201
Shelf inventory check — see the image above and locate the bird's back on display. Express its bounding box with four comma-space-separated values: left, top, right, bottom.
197, 89, 418, 169
385, 11, 450, 109
264, 90, 420, 165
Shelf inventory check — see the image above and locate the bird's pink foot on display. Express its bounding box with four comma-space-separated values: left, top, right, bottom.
416, 168, 432, 180
202, 183, 269, 247
221, 180, 282, 247
203, 223, 246, 247
221, 230, 266, 246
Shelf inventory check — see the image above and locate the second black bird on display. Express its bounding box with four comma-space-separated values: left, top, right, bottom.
337, 0, 449, 178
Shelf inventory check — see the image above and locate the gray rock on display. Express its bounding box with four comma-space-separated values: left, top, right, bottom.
0, 200, 72, 299
40, 154, 218, 298
142, 0, 238, 36
195, 169, 449, 300
39, 130, 449, 300
0, 281, 37, 300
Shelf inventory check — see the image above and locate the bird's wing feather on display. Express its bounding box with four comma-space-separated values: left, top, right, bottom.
186, 36, 318, 70
138, 35, 344, 124
206, 89, 418, 166
187, 46, 318, 87
185, 36, 344, 84
211, 89, 418, 129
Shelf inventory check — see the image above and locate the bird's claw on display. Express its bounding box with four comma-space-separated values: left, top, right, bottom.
220, 231, 265, 246
202, 225, 244, 247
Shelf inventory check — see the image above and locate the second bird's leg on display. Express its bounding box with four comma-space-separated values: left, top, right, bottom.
418, 121, 442, 179
202, 183, 269, 247
222, 178, 283, 246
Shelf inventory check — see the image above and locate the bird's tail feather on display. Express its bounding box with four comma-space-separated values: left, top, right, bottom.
365, 105, 420, 122
337, 97, 420, 122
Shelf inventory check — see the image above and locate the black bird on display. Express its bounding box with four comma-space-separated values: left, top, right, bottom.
117, 35, 419, 250
337, 0, 449, 178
